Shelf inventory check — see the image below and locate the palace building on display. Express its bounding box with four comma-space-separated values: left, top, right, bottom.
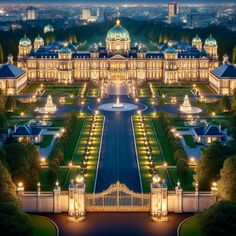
17, 20, 219, 84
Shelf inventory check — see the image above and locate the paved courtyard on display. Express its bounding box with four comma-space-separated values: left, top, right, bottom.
41, 213, 192, 236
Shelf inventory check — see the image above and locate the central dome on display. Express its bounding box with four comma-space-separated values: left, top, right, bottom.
106, 20, 130, 41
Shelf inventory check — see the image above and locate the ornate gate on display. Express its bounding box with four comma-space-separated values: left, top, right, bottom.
86, 181, 150, 212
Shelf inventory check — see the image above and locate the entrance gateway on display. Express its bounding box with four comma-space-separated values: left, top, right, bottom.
67, 177, 169, 222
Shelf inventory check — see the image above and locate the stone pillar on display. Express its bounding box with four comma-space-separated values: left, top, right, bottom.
53, 181, 61, 213
211, 182, 218, 205
68, 175, 86, 222
37, 182, 41, 213
174, 181, 183, 213
17, 182, 24, 210
150, 175, 168, 222
195, 182, 199, 213
68, 180, 75, 217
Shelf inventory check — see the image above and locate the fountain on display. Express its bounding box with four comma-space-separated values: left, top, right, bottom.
112, 97, 124, 108
179, 95, 202, 114
36, 95, 57, 114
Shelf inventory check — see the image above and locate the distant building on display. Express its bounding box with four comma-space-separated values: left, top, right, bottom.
11, 124, 43, 144
26, 6, 37, 21
44, 24, 54, 34
193, 125, 227, 144
187, 13, 213, 28
80, 7, 101, 23
81, 9, 91, 21
209, 54, 236, 94
0, 55, 27, 95
168, 1, 178, 23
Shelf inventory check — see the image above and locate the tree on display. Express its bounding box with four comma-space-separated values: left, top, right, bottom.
217, 155, 236, 201
0, 161, 18, 204
230, 112, 236, 140
0, 43, 4, 63
232, 89, 236, 111
51, 147, 64, 164
0, 202, 34, 236
177, 158, 189, 179
0, 95, 5, 111
194, 142, 228, 190
47, 168, 58, 186
174, 148, 187, 162
220, 95, 231, 112
0, 112, 8, 131
5, 96, 16, 112
4, 143, 40, 190
199, 201, 236, 236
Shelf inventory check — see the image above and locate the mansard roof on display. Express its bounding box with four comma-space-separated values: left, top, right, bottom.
194, 125, 223, 136
0, 63, 25, 79
12, 124, 42, 136
211, 63, 236, 79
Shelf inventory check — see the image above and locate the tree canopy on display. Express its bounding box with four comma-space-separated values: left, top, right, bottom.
4, 142, 40, 190
199, 201, 236, 236
218, 155, 236, 201
0, 202, 34, 236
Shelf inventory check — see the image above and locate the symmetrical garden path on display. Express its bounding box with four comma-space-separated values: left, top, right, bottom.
94, 95, 142, 193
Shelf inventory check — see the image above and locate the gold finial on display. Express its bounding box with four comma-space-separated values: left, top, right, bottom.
116, 19, 120, 27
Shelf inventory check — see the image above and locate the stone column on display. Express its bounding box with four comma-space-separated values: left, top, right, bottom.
150, 175, 168, 222
17, 182, 24, 210
68, 180, 75, 217
161, 181, 168, 221
74, 182, 86, 217
195, 182, 199, 213
37, 182, 41, 213
174, 181, 183, 213
53, 181, 61, 213
68, 175, 86, 222
211, 182, 218, 205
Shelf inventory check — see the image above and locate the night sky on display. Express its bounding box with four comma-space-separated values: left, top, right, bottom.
0, 0, 234, 4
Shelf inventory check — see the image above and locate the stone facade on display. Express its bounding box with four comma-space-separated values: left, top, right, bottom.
17, 21, 219, 84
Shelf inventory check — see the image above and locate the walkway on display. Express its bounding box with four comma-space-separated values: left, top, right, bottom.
94, 96, 142, 193
41, 212, 192, 236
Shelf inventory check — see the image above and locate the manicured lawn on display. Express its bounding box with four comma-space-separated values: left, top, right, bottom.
86, 88, 99, 97
22, 83, 41, 93
192, 100, 220, 114
183, 135, 196, 148
47, 128, 60, 131
49, 119, 64, 127
40, 135, 53, 148
137, 88, 150, 97
171, 118, 187, 127
195, 83, 214, 94
63, 118, 85, 163
43, 87, 81, 97
152, 119, 176, 165
156, 87, 192, 97
31, 215, 57, 236
132, 115, 168, 193
69, 115, 104, 193
180, 216, 203, 236
176, 128, 189, 131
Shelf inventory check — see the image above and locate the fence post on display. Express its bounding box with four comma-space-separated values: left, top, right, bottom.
53, 180, 61, 213
68, 175, 86, 222
150, 175, 168, 222
17, 182, 24, 210
211, 182, 218, 205
68, 179, 75, 217
174, 180, 183, 213
37, 182, 41, 213
195, 182, 199, 213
